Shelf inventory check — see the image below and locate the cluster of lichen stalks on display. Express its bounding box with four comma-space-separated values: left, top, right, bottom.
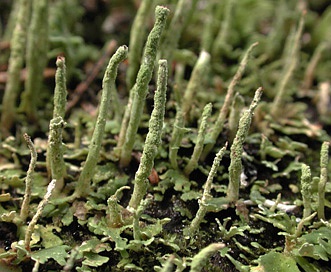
1, 0, 330, 271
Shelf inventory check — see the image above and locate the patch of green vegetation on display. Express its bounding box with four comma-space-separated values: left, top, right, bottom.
0, 0, 330, 271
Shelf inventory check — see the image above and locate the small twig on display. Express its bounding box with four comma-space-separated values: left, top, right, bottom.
66, 40, 118, 114
25, 179, 56, 250
20, 133, 37, 223
201, 42, 258, 160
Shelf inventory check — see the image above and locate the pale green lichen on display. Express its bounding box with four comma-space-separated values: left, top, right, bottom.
227, 88, 262, 202
48, 117, 66, 192
53, 56, 68, 119
169, 105, 186, 169
318, 141, 329, 220
46, 56, 68, 191
75, 45, 128, 198
228, 93, 245, 143
270, 13, 304, 117
212, 0, 236, 58
184, 103, 212, 176
126, 0, 154, 90
159, 0, 199, 73
1, 0, 31, 136
184, 144, 227, 237
181, 50, 210, 121
201, 42, 258, 160
128, 59, 168, 210
19, 0, 49, 121
119, 6, 169, 168
300, 163, 312, 219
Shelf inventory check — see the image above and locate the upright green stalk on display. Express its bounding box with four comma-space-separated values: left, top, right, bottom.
270, 14, 304, 117
1, 0, 30, 136
75, 46, 128, 198
128, 59, 168, 210
19, 0, 49, 120
48, 117, 66, 191
159, 0, 199, 72
300, 163, 312, 219
318, 141, 329, 220
184, 103, 212, 176
228, 93, 245, 143
133, 197, 152, 240
169, 105, 186, 169
1, 0, 20, 42
181, 51, 210, 121
53, 56, 67, 119
20, 133, 37, 223
301, 42, 327, 93
201, 0, 218, 53
119, 6, 169, 168
126, 0, 154, 90
46, 56, 67, 191
201, 42, 258, 160
212, 0, 235, 58
227, 88, 262, 202
184, 144, 227, 237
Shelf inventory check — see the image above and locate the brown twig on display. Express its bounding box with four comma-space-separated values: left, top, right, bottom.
65, 40, 118, 114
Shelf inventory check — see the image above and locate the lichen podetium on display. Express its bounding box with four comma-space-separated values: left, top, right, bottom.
227, 87, 263, 203
318, 141, 329, 220
119, 6, 169, 168
46, 56, 68, 192
74, 45, 128, 198
184, 103, 212, 176
300, 163, 312, 219
201, 42, 258, 160
184, 144, 227, 237
19, 0, 49, 121
128, 59, 168, 211
1, 0, 30, 136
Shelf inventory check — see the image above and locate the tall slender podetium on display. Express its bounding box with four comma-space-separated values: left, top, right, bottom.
318, 141, 329, 220
119, 6, 169, 168
1, 0, 30, 136
19, 0, 49, 121
184, 144, 227, 237
227, 88, 262, 202
46, 56, 67, 192
74, 46, 128, 198
128, 60, 168, 211
201, 42, 258, 160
